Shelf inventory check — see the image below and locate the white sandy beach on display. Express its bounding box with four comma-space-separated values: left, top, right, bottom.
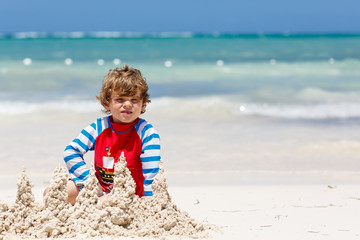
170, 185, 360, 240
1, 104, 360, 239
1, 183, 360, 240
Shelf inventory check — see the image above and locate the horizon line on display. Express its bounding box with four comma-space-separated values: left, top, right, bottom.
1, 31, 360, 39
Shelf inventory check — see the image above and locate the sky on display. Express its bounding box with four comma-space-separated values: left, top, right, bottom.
0, 0, 359, 34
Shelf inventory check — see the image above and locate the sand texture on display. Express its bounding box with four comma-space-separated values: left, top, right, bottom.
0, 155, 215, 239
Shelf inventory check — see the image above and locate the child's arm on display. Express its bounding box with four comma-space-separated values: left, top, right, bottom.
63, 121, 98, 187
139, 121, 161, 197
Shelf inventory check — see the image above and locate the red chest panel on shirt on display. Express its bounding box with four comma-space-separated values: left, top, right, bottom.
94, 120, 144, 197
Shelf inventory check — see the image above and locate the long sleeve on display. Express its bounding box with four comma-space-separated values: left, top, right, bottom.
63, 120, 98, 186
137, 119, 161, 196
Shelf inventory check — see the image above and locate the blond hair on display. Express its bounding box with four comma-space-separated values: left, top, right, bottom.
96, 65, 150, 114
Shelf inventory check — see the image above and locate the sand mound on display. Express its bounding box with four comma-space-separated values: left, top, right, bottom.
0, 154, 215, 239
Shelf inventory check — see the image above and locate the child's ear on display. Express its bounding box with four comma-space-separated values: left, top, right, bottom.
104, 104, 110, 111
141, 103, 147, 113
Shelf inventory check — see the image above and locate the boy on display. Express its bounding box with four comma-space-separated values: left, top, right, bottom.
63, 65, 161, 204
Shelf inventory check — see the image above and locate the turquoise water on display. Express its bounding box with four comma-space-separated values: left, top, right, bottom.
0, 33, 360, 119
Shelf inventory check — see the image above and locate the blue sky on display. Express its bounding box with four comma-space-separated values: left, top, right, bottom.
0, 0, 359, 33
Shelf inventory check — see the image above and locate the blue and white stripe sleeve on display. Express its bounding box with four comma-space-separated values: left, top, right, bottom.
63, 120, 98, 186
137, 120, 161, 197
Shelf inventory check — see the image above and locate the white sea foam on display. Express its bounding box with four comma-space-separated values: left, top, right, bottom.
150, 95, 360, 120
164, 60, 173, 67
0, 100, 101, 115
64, 58, 73, 65
13, 32, 48, 39
237, 102, 360, 119
1, 94, 359, 120
97, 59, 105, 66
33, 31, 195, 39
154, 32, 194, 38
88, 31, 123, 38
23, 58, 32, 66
113, 58, 121, 65
51, 32, 86, 39
216, 60, 224, 66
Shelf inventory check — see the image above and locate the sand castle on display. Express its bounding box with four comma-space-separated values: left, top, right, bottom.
0, 155, 215, 239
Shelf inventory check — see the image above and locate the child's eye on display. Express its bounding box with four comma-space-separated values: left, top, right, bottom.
114, 98, 139, 104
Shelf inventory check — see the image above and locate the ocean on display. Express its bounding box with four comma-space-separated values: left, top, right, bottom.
0, 32, 360, 187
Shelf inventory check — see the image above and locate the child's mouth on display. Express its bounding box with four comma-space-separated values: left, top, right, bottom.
121, 110, 132, 114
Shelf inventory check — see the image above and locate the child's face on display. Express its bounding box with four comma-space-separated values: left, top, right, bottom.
105, 92, 145, 124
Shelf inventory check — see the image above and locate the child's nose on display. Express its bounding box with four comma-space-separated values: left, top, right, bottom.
123, 100, 132, 107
